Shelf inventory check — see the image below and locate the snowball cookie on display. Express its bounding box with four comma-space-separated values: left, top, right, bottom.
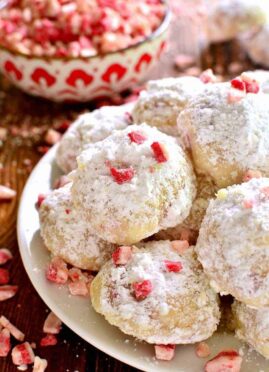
56, 103, 133, 173
155, 176, 218, 243
132, 77, 205, 136
178, 82, 269, 188
206, 0, 268, 43
196, 177, 269, 308
91, 241, 220, 344
242, 25, 269, 68
71, 123, 196, 245
232, 300, 269, 358
39, 183, 116, 271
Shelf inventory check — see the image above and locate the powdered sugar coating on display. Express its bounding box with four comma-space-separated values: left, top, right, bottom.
132, 77, 205, 136
178, 82, 269, 188
206, 0, 268, 43
196, 178, 269, 307
56, 104, 133, 173
242, 25, 269, 68
232, 300, 269, 358
91, 241, 220, 344
155, 176, 217, 242
39, 183, 115, 271
71, 123, 196, 245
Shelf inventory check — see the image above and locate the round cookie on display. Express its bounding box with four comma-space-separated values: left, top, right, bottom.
178, 82, 269, 188
39, 183, 116, 271
56, 103, 133, 173
232, 300, 269, 359
71, 123, 196, 245
196, 177, 269, 307
91, 241, 220, 344
155, 176, 217, 243
241, 25, 269, 68
206, 0, 268, 43
132, 77, 205, 136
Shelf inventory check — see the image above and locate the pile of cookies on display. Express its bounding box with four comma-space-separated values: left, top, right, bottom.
39, 69, 269, 367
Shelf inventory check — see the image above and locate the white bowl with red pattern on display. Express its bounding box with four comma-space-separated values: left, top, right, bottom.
0, 9, 171, 102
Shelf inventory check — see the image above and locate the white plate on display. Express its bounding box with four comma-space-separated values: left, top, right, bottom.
17, 145, 268, 372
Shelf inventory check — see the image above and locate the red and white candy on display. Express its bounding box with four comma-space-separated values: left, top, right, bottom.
154, 344, 176, 361
205, 350, 242, 372
43, 311, 62, 334
11, 342, 35, 365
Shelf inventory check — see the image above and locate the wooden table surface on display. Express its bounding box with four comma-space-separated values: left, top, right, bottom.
0, 7, 257, 372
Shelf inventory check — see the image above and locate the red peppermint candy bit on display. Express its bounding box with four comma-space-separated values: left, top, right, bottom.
40, 334, 57, 347
171, 240, 189, 255
68, 267, 83, 282
44, 129, 61, 146
0, 248, 12, 265
164, 260, 183, 273
43, 312, 62, 334
0, 268, 9, 284
0, 316, 25, 341
243, 170, 262, 182
205, 350, 242, 372
65, 209, 71, 214
0, 285, 18, 301
200, 69, 216, 84
0, 328, 11, 357
45, 257, 68, 284
110, 167, 135, 184
128, 131, 147, 144
11, 342, 35, 365
37, 194, 47, 208
155, 344, 176, 361
112, 246, 132, 265
245, 80, 259, 94
68, 280, 89, 296
132, 280, 153, 300
243, 199, 254, 209
196, 342, 211, 358
33, 356, 48, 372
231, 78, 245, 91
151, 142, 169, 163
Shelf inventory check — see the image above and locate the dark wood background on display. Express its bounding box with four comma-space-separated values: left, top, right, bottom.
0, 7, 257, 372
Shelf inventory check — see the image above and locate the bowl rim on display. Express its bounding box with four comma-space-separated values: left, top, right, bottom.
0, 2, 172, 61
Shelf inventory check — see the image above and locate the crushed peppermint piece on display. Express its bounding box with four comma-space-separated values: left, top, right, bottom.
68, 280, 88, 296
231, 78, 245, 91
205, 349, 242, 372
40, 334, 57, 347
128, 131, 147, 144
196, 342, 211, 358
44, 129, 61, 146
0, 249, 12, 265
11, 342, 35, 365
171, 240, 189, 255
200, 69, 216, 84
0, 328, 11, 357
0, 285, 18, 301
243, 170, 262, 182
132, 280, 153, 300
155, 344, 175, 361
33, 356, 48, 372
110, 167, 135, 184
37, 194, 47, 208
164, 260, 183, 273
151, 142, 169, 163
45, 257, 68, 284
0, 185, 16, 201
0, 316, 25, 341
243, 199, 254, 209
0, 269, 9, 285
43, 312, 62, 334
112, 246, 132, 265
